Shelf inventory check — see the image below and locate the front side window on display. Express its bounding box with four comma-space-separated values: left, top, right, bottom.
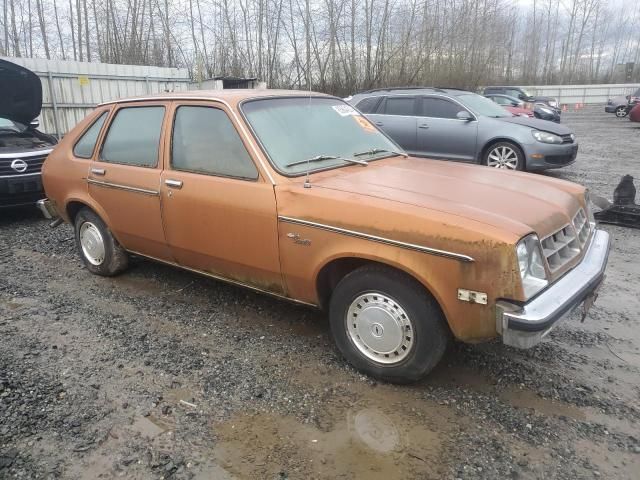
420, 97, 464, 119
101, 106, 165, 167
492, 96, 510, 105
383, 96, 416, 116
242, 97, 402, 176
73, 111, 107, 158
171, 106, 258, 180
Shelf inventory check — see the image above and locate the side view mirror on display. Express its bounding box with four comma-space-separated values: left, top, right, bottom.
29, 119, 40, 130
456, 111, 474, 121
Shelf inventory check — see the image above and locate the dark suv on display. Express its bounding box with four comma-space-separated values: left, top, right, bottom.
483, 86, 559, 110
0, 59, 57, 208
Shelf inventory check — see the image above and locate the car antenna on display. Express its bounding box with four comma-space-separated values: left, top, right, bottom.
304, 63, 312, 189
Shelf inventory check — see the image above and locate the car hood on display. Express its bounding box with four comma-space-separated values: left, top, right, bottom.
495, 115, 570, 134
309, 157, 583, 239
0, 59, 43, 125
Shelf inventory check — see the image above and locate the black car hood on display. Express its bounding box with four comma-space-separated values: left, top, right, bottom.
496, 115, 571, 134
0, 59, 42, 124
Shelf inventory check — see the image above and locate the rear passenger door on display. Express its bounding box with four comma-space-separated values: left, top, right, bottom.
415, 96, 478, 162
159, 101, 284, 294
365, 95, 418, 153
88, 102, 172, 260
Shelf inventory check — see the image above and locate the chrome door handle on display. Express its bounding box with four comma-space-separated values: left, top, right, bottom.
165, 179, 183, 189
418, 124, 429, 129
91, 168, 106, 176
375, 122, 384, 126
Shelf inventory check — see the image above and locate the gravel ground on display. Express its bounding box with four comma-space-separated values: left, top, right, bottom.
1, 106, 639, 480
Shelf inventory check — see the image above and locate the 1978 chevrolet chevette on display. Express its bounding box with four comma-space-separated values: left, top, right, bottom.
38, 90, 610, 383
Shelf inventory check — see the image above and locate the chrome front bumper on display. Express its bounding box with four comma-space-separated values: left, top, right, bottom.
497, 229, 610, 349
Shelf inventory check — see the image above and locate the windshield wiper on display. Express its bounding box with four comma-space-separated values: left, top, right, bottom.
286, 154, 368, 168
353, 148, 408, 158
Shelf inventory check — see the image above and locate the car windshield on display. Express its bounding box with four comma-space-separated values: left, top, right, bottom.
242, 97, 403, 175
457, 94, 512, 118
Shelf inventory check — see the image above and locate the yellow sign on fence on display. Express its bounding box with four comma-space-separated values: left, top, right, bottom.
78, 75, 90, 86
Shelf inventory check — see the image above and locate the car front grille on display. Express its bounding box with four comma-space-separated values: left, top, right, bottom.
541, 209, 591, 273
0, 154, 47, 176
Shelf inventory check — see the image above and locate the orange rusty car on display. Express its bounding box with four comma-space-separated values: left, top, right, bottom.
38, 90, 610, 383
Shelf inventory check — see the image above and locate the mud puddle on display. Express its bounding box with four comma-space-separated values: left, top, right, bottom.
213, 406, 443, 479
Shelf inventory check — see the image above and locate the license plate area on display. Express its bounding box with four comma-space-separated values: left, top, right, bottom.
7, 176, 42, 194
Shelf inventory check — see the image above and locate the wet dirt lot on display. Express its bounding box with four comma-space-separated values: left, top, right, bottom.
1, 106, 639, 479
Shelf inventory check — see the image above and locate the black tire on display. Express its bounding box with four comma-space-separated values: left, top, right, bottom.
329, 265, 449, 383
483, 141, 525, 171
74, 207, 128, 276
615, 106, 628, 118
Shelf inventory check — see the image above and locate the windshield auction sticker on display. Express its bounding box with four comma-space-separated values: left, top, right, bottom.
332, 104, 358, 116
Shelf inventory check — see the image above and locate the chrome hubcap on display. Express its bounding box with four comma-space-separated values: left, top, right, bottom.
487, 146, 519, 169
79, 222, 105, 266
346, 293, 414, 364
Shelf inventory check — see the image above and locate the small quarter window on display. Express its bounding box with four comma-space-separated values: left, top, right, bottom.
355, 97, 382, 114
73, 112, 107, 159
101, 106, 165, 167
171, 106, 258, 180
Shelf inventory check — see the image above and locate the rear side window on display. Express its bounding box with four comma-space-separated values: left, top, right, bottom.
171, 106, 258, 180
73, 112, 107, 158
383, 97, 415, 116
355, 97, 382, 114
420, 97, 464, 119
101, 106, 165, 167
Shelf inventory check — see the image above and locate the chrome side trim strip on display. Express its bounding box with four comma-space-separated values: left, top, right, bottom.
0, 149, 53, 159
278, 216, 475, 263
87, 178, 159, 196
0, 172, 42, 179
127, 250, 318, 308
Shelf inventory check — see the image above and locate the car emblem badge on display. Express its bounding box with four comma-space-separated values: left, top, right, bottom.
10, 159, 28, 173
287, 232, 311, 246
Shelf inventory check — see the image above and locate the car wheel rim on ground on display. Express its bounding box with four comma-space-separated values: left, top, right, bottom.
616, 108, 627, 117
79, 222, 106, 266
487, 146, 519, 169
345, 292, 414, 364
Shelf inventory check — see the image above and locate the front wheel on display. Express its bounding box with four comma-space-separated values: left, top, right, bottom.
615, 106, 628, 118
329, 265, 449, 383
483, 142, 525, 171
74, 208, 129, 276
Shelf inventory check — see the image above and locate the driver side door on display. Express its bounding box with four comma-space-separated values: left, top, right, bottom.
415, 96, 478, 162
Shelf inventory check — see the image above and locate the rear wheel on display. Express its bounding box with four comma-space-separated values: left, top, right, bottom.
74, 208, 128, 276
483, 141, 524, 171
615, 106, 628, 118
329, 265, 449, 383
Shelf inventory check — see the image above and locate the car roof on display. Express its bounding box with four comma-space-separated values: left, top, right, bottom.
484, 86, 524, 90
98, 89, 331, 107
353, 87, 472, 97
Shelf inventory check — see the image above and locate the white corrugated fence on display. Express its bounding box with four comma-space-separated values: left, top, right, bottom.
1, 56, 191, 136
524, 84, 640, 106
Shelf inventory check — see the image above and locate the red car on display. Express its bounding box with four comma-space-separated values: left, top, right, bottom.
630, 103, 640, 122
